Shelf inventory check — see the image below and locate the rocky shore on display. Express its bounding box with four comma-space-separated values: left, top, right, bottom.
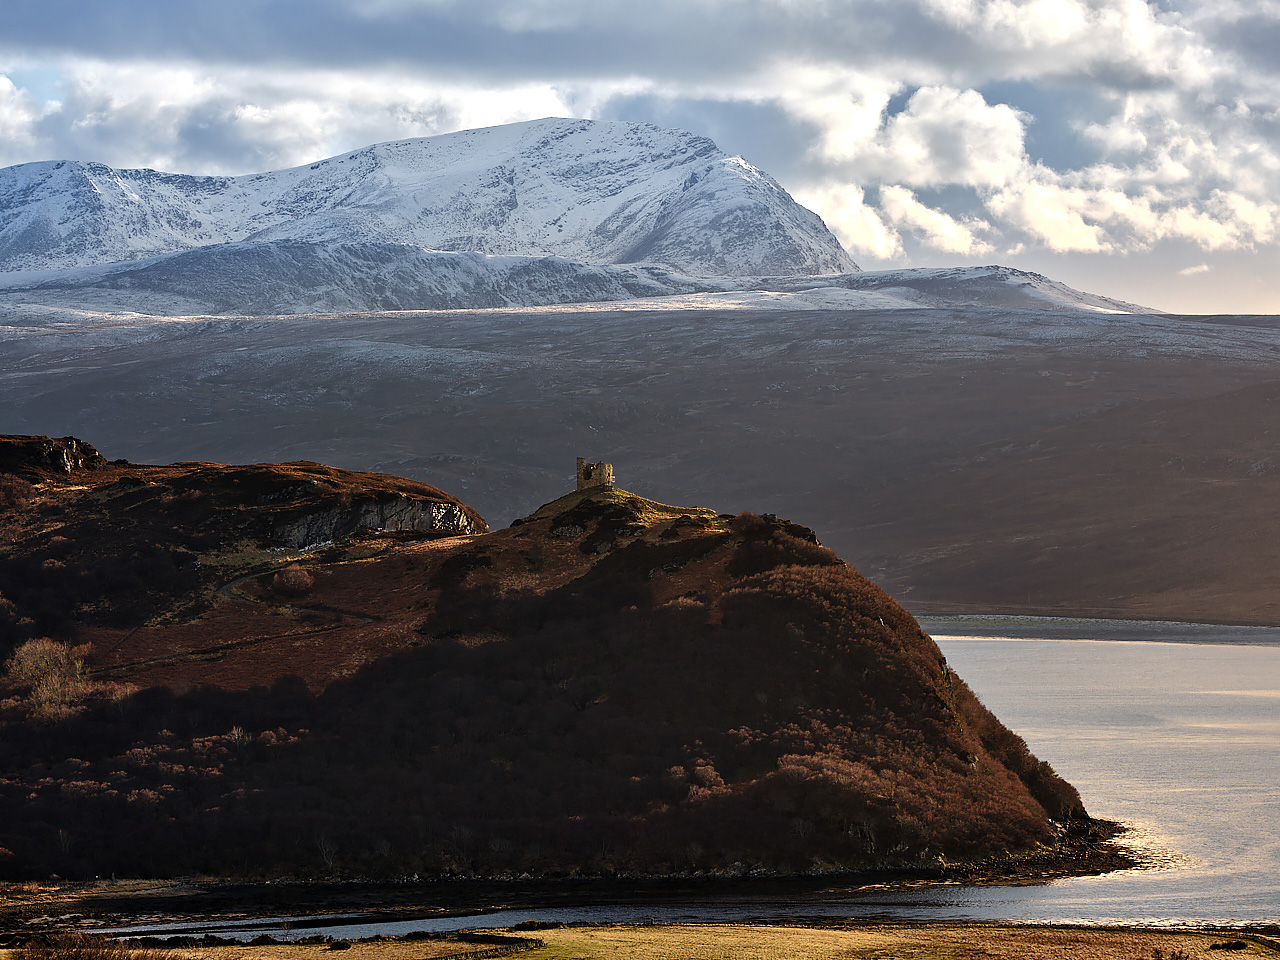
0, 818, 1137, 941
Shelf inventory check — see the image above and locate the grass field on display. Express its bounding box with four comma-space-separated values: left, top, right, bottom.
518, 924, 1275, 960
2, 923, 1276, 960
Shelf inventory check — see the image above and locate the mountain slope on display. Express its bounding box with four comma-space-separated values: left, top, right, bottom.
0, 118, 857, 279
0, 438, 1127, 881
12, 241, 739, 314
0, 259, 1151, 317
541, 265, 1155, 314
835, 265, 1155, 313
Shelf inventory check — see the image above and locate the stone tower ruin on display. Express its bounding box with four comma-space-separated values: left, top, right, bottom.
576, 457, 614, 491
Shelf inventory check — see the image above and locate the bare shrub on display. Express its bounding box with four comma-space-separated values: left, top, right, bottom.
107, 682, 138, 714
0, 475, 35, 510
272, 563, 314, 597
21, 934, 170, 960
4, 638, 86, 708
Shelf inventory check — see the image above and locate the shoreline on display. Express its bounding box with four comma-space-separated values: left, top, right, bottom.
915, 612, 1280, 644
0, 819, 1141, 939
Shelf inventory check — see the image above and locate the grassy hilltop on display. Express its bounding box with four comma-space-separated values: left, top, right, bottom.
0, 437, 1119, 881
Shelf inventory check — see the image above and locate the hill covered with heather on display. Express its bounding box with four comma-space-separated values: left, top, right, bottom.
0, 437, 1120, 882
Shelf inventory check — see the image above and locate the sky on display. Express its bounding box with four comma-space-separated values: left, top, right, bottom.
2, 0, 1279, 313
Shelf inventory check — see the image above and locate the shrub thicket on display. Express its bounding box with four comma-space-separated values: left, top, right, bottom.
271, 563, 315, 597
21, 933, 169, 960
4, 638, 86, 710
0, 475, 34, 511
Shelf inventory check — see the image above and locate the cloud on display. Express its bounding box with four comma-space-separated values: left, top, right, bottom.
874, 86, 1028, 189
2, 60, 600, 173
1178, 262, 1211, 275
1210, 190, 1277, 244
2, 0, 1280, 307
987, 178, 1108, 253
879, 185, 994, 255
793, 184, 904, 259
979, 166, 1280, 257
0, 75, 43, 165
919, 0, 1212, 87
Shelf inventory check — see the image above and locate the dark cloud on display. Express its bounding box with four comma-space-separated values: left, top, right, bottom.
1206, 14, 1280, 75
3, 0, 762, 78
0, 0, 1019, 84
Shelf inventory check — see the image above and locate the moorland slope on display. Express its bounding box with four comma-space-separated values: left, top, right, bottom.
6, 306, 1273, 623
0, 438, 1123, 883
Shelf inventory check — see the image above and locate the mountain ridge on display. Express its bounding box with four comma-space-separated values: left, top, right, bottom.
0, 256, 1152, 316
0, 118, 857, 279
0, 117, 1159, 314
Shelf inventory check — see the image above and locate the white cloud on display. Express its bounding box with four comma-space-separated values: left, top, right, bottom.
794, 184, 904, 259
1178, 263, 1211, 276
920, 0, 1212, 86
922, 0, 1093, 49
972, 162, 1280, 257
1082, 107, 1148, 155
0, 75, 42, 165
0, 60, 598, 174
1160, 204, 1245, 251
879, 185, 994, 255
875, 86, 1027, 189
1209, 190, 1277, 244
778, 81, 1030, 190
987, 179, 1108, 253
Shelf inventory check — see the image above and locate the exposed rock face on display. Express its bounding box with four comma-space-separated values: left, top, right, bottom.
0, 441, 489, 641
0, 434, 107, 478
272, 495, 482, 548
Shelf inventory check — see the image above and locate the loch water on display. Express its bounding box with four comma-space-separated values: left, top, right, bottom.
917, 629, 1280, 925
102, 620, 1280, 937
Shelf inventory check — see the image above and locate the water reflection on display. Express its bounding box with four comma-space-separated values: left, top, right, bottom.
924, 635, 1280, 925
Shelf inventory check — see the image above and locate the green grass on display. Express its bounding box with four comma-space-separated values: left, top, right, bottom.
524, 486, 721, 525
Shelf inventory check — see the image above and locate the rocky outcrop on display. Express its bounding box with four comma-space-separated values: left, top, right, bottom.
272, 494, 485, 548
0, 434, 107, 479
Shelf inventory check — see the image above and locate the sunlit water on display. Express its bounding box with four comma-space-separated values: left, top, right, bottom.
914, 633, 1280, 925
100, 624, 1280, 936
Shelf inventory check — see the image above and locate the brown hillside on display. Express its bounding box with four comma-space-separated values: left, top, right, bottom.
0, 440, 1118, 882
0, 435, 485, 664
10, 307, 1280, 624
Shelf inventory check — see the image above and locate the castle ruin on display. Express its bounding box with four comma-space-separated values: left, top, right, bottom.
576, 457, 614, 491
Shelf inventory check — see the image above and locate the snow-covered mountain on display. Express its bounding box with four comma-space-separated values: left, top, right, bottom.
518, 265, 1156, 314
8, 241, 743, 314
0, 117, 1158, 315
0, 118, 857, 279
834, 265, 1154, 313
0, 258, 1153, 316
